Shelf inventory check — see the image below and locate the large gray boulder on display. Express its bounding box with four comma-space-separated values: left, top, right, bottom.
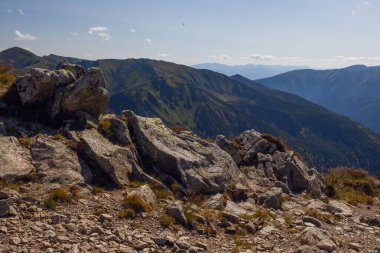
51, 68, 109, 119
258, 187, 282, 210
78, 129, 140, 186
125, 111, 244, 194
0, 136, 35, 183
30, 136, 92, 184
16, 68, 76, 105
299, 227, 336, 252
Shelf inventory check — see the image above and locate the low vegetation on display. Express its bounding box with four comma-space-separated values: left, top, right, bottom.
123, 194, 149, 213
99, 117, 113, 139
159, 214, 175, 228
325, 167, 379, 205
92, 186, 105, 194
0, 64, 15, 93
18, 135, 32, 147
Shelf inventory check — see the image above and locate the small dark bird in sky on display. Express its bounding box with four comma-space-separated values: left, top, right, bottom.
182, 22, 185, 26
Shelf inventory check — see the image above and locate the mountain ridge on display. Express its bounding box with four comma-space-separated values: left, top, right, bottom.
1, 47, 380, 174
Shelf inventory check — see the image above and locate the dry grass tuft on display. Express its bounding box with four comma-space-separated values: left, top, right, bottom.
325, 167, 379, 205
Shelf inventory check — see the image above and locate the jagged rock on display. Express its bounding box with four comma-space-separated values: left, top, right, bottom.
325, 200, 353, 216
216, 130, 326, 198
300, 227, 336, 252
100, 114, 132, 145
125, 111, 243, 194
0, 136, 35, 183
295, 245, 318, 253
57, 61, 85, 79
128, 185, 157, 206
30, 136, 92, 184
16, 68, 76, 105
223, 200, 247, 216
72, 111, 98, 130
204, 193, 225, 210
258, 187, 282, 210
0, 189, 20, 200
78, 129, 140, 186
232, 183, 249, 202
214, 135, 242, 164
51, 67, 109, 119
165, 201, 187, 226
303, 216, 322, 228
0, 201, 12, 217
274, 180, 291, 194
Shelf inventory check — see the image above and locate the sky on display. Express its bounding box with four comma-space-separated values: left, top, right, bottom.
0, 0, 379, 68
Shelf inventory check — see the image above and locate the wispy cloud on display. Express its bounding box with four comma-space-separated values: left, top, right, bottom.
6, 9, 12, 13
209, 54, 231, 60
14, 30, 37, 41
130, 28, 136, 33
70, 32, 78, 36
18, 9, 24, 15
88, 26, 112, 41
241, 52, 380, 64
144, 38, 152, 44
352, 0, 371, 16
158, 53, 170, 58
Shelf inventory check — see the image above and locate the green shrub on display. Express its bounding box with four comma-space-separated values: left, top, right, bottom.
51, 188, 71, 203
118, 208, 136, 219
159, 214, 174, 227
123, 194, 149, 213
92, 186, 105, 194
18, 135, 32, 147
99, 117, 113, 138
54, 132, 64, 141
44, 199, 57, 210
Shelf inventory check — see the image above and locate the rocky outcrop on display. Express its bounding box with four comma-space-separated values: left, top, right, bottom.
0, 136, 34, 183
30, 136, 92, 184
125, 111, 244, 194
14, 64, 108, 122
215, 130, 326, 197
16, 68, 76, 105
51, 68, 109, 119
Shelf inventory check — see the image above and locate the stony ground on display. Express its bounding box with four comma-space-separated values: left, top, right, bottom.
0, 182, 379, 253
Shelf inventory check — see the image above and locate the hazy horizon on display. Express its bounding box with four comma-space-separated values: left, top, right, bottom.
1, 0, 380, 68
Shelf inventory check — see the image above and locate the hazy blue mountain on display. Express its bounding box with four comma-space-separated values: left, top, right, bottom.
2, 47, 380, 174
257, 65, 380, 134
193, 63, 307, 79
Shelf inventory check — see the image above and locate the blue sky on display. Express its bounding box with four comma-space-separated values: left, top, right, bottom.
0, 0, 379, 68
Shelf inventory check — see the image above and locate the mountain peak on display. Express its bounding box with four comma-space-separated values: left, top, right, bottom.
342, 64, 368, 71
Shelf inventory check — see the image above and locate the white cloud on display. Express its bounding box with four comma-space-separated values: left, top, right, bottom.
18, 9, 24, 15
158, 53, 170, 58
130, 28, 136, 33
70, 32, 78, 36
245, 53, 275, 61
88, 26, 112, 41
144, 38, 152, 44
352, 1, 370, 16
14, 30, 37, 41
241, 53, 380, 65
209, 54, 231, 60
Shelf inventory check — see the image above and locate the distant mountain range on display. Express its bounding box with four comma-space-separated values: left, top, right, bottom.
193, 63, 306, 80
257, 65, 380, 135
1, 47, 380, 174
